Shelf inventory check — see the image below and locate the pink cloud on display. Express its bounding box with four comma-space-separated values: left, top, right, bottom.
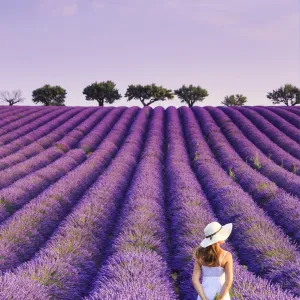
38, 0, 78, 17
62, 3, 78, 16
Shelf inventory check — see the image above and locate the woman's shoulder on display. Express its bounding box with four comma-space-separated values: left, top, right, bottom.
224, 250, 232, 257
222, 250, 233, 265
223, 250, 232, 258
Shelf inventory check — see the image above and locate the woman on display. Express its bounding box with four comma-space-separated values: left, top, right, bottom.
192, 221, 233, 300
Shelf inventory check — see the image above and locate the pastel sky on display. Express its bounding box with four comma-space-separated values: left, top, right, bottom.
0, 0, 299, 107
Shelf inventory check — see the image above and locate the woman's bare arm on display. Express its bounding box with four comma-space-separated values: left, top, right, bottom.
192, 259, 208, 300
218, 252, 233, 300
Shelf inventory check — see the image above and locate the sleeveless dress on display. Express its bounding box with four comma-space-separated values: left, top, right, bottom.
196, 251, 231, 300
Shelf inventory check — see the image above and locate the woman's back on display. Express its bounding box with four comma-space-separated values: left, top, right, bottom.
201, 249, 228, 267
197, 250, 231, 300
192, 222, 233, 300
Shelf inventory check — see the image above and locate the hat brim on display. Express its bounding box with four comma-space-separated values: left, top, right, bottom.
200, 223, 232, 248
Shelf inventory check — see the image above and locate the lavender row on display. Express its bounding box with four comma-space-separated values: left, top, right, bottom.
164, 106, 296, 300
250, 107, 300, 143
87, 252, 175, 300
8, 107, 151, 299
0, 108, 121, 222
0, 149, 86, 223
0, 107, 85, 159
266, 107, 300, 129
220, 106, 300, 175
0, 273, 50, 300
57, 108, 110, 151
0, 107, 98, 183
87, 107, 176, 300
0, 107, 75, 146
185, 107, 300, 296
0, 107, 39, 130
282, 107, 300, 117
0, 106, 16, 115
194, 107, 300, 243
0, 107, 109, 171
0, 107, 137, 272
235, 107, 300, 160
0, 107, 29, 124
206, 107, 300, 200
0, 107, 58, 140
77, 107, 124, 153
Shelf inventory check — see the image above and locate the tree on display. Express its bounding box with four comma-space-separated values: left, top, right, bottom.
32, 84, 66, 106
267, 84, 300, 106
83, 80, 122, 106
0, 89, 25, 106
174, 84, 208, 107
221, 94, 247, 106
125, 83, 174, 106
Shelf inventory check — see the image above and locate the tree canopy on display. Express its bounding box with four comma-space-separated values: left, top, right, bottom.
0, 89, 25, 106
125, 83, 174, 106
174, 85, 208, 107
82, 81, 122, 106
267, 84, 300, 106
221, 94, 247, 106
32, 84, 66, 106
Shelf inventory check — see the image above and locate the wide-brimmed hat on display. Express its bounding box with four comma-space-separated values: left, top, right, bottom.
200, 221, 232, 248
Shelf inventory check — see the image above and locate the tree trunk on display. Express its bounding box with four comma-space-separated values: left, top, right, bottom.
98, 100, 104, 106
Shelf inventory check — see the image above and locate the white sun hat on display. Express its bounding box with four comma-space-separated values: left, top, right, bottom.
200, 221, 233, 248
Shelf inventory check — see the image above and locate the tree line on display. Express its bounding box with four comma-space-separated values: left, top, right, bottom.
1, 81, 299, 107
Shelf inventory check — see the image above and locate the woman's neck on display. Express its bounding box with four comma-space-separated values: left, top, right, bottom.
215, 244, 222, 252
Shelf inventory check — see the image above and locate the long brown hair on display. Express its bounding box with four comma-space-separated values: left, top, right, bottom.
193, 243, 219, 266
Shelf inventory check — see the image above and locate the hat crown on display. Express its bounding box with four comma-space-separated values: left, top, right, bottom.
204, 222, 222, 236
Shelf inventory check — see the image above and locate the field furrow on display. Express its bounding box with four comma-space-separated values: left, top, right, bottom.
206, 107, 300, 200
251, 107, 300, 143
185, 107, 300, 296
6, 107, 151, 299
236, 106, 300, 160
0, 107, 84, 159
0, 106, 299, 299
220, 106, 300, 175
0, 107, 59, 139
0, 107, 40, 129
0, 107, 137, 272
164, 106, 296, 299
0, 107, 30, 123
266, 107, 300, 129
86, 107, 176, 300
191, 107, 300, 242
0, 108, 116, 222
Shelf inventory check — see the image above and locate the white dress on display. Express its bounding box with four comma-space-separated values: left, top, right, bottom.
197, 251, 231, 300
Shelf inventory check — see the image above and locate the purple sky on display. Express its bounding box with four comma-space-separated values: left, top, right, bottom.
0, 0, 299, 107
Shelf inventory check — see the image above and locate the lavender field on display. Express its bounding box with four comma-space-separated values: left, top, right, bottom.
0, 105, 299, 300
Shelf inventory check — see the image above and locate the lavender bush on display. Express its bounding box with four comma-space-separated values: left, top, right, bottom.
0, 107, 138, 272
266, 107, 300, 129
251, 107, 300, 143
86, 107, 176, 300
193, 107, 300, 243
206, 107, 300, 199
164, 106, 297, 299
220, 106, 300, 175
9, 107, 150, 299
187, 107, 300, 296
0, 105, 299, 299
236, 106, 300, 160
